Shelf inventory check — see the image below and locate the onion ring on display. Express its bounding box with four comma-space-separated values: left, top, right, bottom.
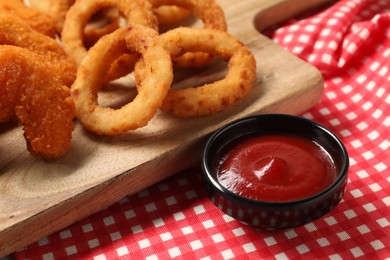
48, 0, 120, 47
158, 27, 256, 118
46, 0, 190, 28
150, 0, 227, 68
71, 25, 173, 135
61, 0, 158, 65
82, 8, 121, 49
153, 5, 191, 25
0, 14, 77, 87
27, 0, 50, 13
0, 46, 75, 161
149, 0, 226, 30
48, 0, 74, 34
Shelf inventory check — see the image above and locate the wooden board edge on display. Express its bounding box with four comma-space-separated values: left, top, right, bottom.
0, 139, 203, 257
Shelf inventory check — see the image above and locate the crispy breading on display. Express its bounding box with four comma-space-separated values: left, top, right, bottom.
0, 0, 56, 37
0, 46, 75, 161
0, 14, 77, 87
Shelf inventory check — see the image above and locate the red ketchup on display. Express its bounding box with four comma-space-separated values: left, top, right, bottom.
216, 134, 337, 202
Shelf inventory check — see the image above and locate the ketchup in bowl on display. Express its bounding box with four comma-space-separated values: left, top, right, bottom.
202, 114, 349, 228
216, 133, 337, 202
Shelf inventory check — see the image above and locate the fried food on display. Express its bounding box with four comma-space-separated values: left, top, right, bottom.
61, 0, 158, 65
153, 5, 190, 25
0, 14, 77, 87
71, 25, 173, 135
27, 0, 50, 13
48, 0, 189, 34
0, 46, 75, 161
150, 0, 226, 30
0, 0, 256, 159
159, 27, 256, 117
0, 0, 56, 37
82, 8, 121, 49
48, 0, 73, 34
48, 0, 120, 48
150, 0, 227, 68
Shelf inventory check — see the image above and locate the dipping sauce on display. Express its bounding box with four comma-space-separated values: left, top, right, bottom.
217, 134, 337, 202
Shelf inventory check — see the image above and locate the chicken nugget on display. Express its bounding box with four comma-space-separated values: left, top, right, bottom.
0, 14, 77, 87
0, 46, 75, 161
0, 0, 56, 37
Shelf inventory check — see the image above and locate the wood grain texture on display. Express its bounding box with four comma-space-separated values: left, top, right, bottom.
0, 0, 326, 256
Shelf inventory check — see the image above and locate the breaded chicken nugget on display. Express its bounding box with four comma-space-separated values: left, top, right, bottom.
0, 14, 77, 87
0, 0, 56, 37
0, 46, 75, 161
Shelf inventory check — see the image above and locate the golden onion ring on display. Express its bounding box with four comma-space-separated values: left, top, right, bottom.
61, 0, 158, 65
159, 27, 256, 117
49, 0, 120, 48
153, 5, 190, 25
71, 25, 173, 135
150, 0, 227, 68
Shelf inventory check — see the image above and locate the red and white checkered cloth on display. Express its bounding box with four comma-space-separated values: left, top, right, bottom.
14, 0, 390, 259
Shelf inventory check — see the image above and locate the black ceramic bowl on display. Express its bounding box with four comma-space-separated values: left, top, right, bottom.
201, 114, 349, 229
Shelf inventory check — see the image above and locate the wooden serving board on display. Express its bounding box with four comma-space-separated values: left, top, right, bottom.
0, 0, 330, 256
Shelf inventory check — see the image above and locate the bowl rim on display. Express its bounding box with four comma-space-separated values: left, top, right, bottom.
202, 113, 350, 206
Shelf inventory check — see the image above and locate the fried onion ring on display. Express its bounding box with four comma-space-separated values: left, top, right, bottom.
27, 0, 50, 13
150, 0, 227, 68
159, 27, 256, 118
49, 0, 120, 47
0, 46, 75, 161
0, 0, 56, 37
82, 8, 121, 49
61, 0, 158, 65
150, 0, 226, 30
71, 25, 173, 135
48, 0, 74, 35
153, 5, 191, 25
0, 14, 77, 87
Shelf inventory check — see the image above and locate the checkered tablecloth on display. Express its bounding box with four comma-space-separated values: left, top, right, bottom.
14, 0, 390, 259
